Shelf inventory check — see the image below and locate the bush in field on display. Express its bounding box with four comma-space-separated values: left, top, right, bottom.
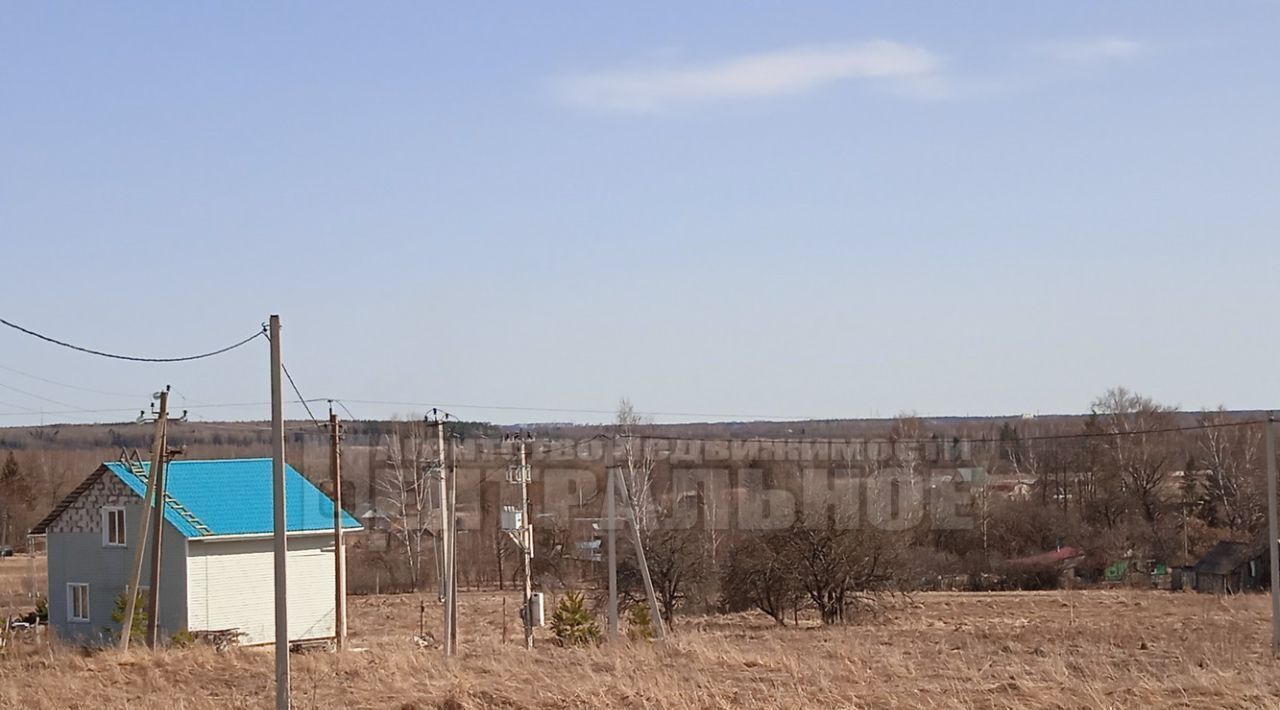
626, 603, 654, 641
549, 591, 600, 647
998, 563, 1060, 591
720, 531, 803, 625
109, 590, 147, 640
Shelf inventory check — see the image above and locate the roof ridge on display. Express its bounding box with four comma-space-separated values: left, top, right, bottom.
102, 456, 275, 466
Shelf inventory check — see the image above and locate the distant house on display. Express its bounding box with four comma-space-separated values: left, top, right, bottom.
1008, 545, 1085, 569
1191, 541, 1269, 594
30, 458, 360, 646
989, 479, 1035, 500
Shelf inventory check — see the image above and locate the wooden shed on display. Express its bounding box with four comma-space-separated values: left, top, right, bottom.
1190, 540, 1269, 594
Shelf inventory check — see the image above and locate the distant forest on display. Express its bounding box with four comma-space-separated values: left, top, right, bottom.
1, 393, 1272, 615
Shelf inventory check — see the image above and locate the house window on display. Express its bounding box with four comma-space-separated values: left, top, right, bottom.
102, 507, 126, 547
67, 583, 90, 623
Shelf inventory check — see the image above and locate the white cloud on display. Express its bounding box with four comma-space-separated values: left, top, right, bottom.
1039, 36, 1145, 64
554, 40, 941, 112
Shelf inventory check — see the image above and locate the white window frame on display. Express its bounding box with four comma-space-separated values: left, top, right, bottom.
67, 583, 90, 623
102, 506, 126, 547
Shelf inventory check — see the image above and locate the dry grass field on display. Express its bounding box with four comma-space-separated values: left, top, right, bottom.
3, 557, 1280, 709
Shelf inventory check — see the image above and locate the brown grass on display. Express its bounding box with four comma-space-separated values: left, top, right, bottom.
3, 562, 1280, 709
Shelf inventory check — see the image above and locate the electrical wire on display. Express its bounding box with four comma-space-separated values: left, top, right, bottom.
0, 397, 41, 413
334, 398, 794, 420
0, 363, 142, 398
0, 381, 82, 410
0, 316, 266, 363
281, 363, 323, 429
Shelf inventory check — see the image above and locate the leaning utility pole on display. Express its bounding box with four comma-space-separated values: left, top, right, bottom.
329, 406, 348, 650
269, 315, 290, 710
1266, 413, 1278, 656
144, 414, 173, 647
428, 410, 454, 657
119, 387, 169, 652
614, 468, 666, 640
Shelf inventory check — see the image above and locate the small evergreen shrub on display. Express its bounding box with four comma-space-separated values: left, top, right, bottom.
549, 591, 601, 647
626, 603, 655, 641
110, 590, 148, 641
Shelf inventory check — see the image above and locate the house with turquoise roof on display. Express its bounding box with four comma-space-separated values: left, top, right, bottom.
30, 457, 360, 646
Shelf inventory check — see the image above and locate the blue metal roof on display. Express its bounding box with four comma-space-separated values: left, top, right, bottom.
104, 458, 361, 538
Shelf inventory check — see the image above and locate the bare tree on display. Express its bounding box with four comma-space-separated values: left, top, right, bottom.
720, 530, 803, 625
617, 527, 707, 626
379, 422, 435, 591
1197, 409, 1265, 535
785, 514, 902, 625
1089, 388, 1178, 527
616, 397, 657, 534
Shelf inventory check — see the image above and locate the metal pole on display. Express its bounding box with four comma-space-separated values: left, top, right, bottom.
606, 466, 618, 641
1267, 413, 1278, 656
519, 439, 533, 650
119, 387, 167, 651
269, 315, 290, 710
330, 407, 347, 649
144, 413, 170, 647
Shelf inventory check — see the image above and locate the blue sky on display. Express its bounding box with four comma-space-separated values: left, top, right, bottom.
1, 2, 1277, 426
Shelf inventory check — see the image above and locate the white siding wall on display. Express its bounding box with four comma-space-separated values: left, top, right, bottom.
186, 535, 336, 646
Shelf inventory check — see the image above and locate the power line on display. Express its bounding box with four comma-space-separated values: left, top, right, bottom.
0, 316, 266, 363
0, 397, 41, 413
326, 399, 357, 420
0, 399, 327, 418
0, 381, 82, 410
281, 363, 322, 429
332, 398, 796, 420
0, 363, 142, 398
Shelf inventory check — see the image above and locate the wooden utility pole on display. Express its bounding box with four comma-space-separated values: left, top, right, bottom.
430, 411, 454, 657
144, 411, 172, 647
1266, 414, 1278, 655
329, 406, 347, 650
119, 386, 168, 652
614, 469, 666, 640
606, 465, 618, 641
269, 315, 290, 710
